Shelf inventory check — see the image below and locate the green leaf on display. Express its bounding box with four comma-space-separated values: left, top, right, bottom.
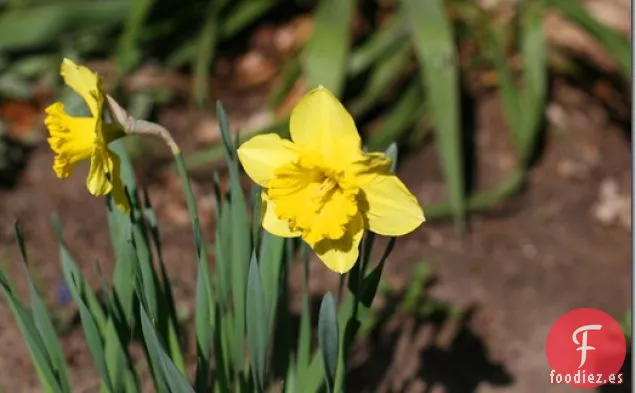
172, 150, 214, 389
217, 101, 252, 373
303, 0, 354, 96
546, 0, 631, 79
401, 263, 432, 312
103, 319, 140, 393
318, 292, 339, 393
296, 244, 312, 373
13, 222, 71, 392
215, 196, 232, 305
0, 269, 63, 393
142, 188, 186, 374
75, 295, 115, 392
268, 57, 301, 109
359, 237, 396, 308
52, 216, 108, 334
193, 265, 212, 391
130, 221, 159, 319
0, 1, 131, 50
385, 142, 399, 172
350, 41, 412, 116
220, 0, 277, 39
425, 170, 525, 220
402, 0, 466, 232
283, 358, 298, 393
366, 82, 425, 151
246, 254, 270, 391
347, 16, 406, 76
518, 3, 547, 164
116, 0, 153, 73
258, 231, 285, 326
487, 30, 520, 149
181, 117, 289, 171
194, 2, 220, 107
251, 185, 263, 250
107, 205, 138, 329
140, 307, 196, 393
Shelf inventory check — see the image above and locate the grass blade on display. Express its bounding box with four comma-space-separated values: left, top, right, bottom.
402, 0, 466, 232
303, 0, 354, 96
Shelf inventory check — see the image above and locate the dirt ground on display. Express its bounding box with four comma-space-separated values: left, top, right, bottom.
0, 17, 632, 393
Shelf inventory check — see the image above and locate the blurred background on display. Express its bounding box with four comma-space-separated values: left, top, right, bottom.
0, 0, 631, 392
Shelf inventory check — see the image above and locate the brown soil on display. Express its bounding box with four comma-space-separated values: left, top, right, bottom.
0, 31, 631, 393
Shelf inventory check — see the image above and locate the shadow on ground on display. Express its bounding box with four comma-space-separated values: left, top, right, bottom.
347, 272, 513, 393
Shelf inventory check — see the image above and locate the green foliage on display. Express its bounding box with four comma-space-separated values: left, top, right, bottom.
0, 0, 627, 230
0, 105, 398, 393
621, 309, 631, 343
171, 0, 627, 231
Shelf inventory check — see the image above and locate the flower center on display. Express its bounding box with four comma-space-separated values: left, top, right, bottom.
267, 160, 359, 245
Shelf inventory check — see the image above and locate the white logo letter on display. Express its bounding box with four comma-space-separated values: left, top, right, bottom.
572, 324, 602, 368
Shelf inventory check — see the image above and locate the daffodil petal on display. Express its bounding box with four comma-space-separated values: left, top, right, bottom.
361, 174, 425, 236
289, 86, 362, 168
347, 151, 393, 186
262, 192, 301, 238
312, 213, 364, 274
86, 148, 114, 196
237, 133, 299, 187
109, 153, 130, 214
60, 58, 102, 117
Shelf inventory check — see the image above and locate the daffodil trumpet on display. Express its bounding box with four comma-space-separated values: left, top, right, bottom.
237, 86, 425, 274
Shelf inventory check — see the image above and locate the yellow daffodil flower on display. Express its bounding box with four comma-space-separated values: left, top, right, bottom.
44, 58, 129, 213
237, 86, 425, 273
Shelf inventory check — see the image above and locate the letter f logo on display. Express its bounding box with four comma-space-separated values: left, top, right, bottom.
573, 324, 603, 368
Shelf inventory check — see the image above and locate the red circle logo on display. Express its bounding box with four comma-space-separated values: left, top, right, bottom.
546, 308, 626, 388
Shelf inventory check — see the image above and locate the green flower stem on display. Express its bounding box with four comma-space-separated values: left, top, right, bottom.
334, 235, 373, 393
113, 96, 217, 387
